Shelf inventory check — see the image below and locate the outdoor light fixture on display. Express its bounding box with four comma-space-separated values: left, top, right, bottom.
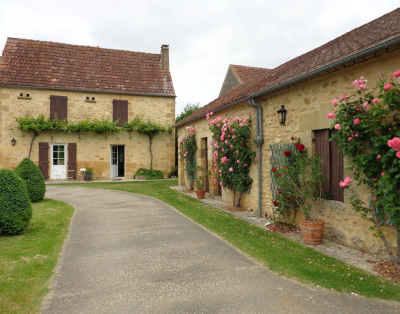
277, 105, 287, 124
11, 138, 16, 146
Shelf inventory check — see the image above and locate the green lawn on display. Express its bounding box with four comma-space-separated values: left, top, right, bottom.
0, 199, 74, 314
61, 179, 400, 301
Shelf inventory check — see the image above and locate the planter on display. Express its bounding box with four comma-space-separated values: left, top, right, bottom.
300, 219, 325, 245
163, 173, 169, 179
84, 173, 93, 181
135, 175, 148, 180
195, 190, 206, 199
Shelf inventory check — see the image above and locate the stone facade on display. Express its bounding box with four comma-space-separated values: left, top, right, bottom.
178, 49, 400, 258
219, 67, 241, 96
0, 86, 175, 180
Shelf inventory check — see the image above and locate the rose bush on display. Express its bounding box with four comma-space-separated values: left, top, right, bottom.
179, 126, 197, 190
207, 114, 256, 207
329, 71, 400, 265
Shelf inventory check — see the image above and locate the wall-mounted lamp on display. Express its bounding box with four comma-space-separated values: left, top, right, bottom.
277, 105, 287, 124
11, 138, 16, 146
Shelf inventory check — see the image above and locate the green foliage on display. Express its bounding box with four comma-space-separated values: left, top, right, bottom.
179, 129, 197, 189
175, 103, 201, 123
14, 158, 46, 202
208, 116, 256, 207
122, 117, 143, 131
329, 73, 400, 264
134, 168, 163, 180
272, 143, 326, 222
194, 166, 210, 191
0, 169, 32, 235
136, 122, 173, 138
85, 168, 93, 174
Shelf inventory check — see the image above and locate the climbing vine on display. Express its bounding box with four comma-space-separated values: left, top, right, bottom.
207, 113, 256, 207
179, 126, 197, 190
14, 115, 172, 163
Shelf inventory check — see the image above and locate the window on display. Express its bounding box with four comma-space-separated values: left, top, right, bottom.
113, 100, 128, 127
314, 129, 344, 201
50, 95, 68, 121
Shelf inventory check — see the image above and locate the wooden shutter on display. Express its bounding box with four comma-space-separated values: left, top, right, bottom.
50, 95, 68, 121
68, 143, 77, 179
113, 100, 128, 127
330, 130, 344, 201
39, 142, 49, 179
314, 129, 330, 194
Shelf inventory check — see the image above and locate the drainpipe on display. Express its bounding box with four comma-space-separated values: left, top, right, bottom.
249, 99, 264, 218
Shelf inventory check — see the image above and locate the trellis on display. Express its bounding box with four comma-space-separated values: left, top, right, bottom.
269, 143, 296, 198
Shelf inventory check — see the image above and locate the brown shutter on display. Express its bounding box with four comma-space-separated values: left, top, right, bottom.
58, 96, 68, 121
315, 129, 330, 194
50, 95, 68, 121
39, 142, 49, 179
121, 100, 128, 125
330, 130, 344, 201
68, 143, 77, 179
113, 100, 128, 126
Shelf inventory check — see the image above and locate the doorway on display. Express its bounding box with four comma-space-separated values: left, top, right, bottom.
110, 145, 125, 178
50, 144, 66, 179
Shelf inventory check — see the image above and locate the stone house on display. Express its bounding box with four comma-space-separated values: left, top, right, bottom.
0, 38, 176, 180
175, 9, 400, 257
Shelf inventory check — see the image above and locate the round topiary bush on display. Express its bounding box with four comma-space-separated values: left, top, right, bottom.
0, 169, 32, 235
14, 158, 46, 202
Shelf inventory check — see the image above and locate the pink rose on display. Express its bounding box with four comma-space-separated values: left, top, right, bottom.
355, 134, 359, 137
255, 157, 258, 161
213, 179, 217, 184
220, 182, 222, 186
339, 177, 352, 187
384, 84, 392, 91
397, 151, 400, 159
335, 124, 341, 130
332, 99, 338, 106
225, 140, 228, 144
220, 174, 222, 177
244, 164, 248, 166
239, 123, 244, 127
354, 118, 360, 124
206, 113, 210, 120
381, 173, 385, 176
377, 155, 381, 159
219, 170, 222, 173
230, 145, 233, 149
393, 70, 400, 78
388, 137, 400, 150
372, 197, 376, 202
236, 150, 239, 154
326, 113, 335, 119
362, 102, 368, 109
372, 98, 378, 104
229, 167, 233, 172
237, 160, 240, 163
348, 137, 352, 141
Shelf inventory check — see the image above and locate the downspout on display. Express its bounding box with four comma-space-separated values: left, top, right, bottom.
249, 99, 264, 218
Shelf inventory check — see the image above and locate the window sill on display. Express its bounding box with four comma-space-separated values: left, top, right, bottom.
85, 99, 96, 103
17, 96, 31, 100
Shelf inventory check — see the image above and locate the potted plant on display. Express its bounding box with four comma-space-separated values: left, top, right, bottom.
272, 141, 326, 245
84, 168, 93, 181
163, 172, 170, 179
194, 166, 210, 199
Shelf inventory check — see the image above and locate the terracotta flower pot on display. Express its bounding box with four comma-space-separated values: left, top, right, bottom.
300, 219, 325, 245
195, 190, 206, 199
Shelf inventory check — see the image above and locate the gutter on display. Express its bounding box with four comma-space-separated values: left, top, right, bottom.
249, 99, 264, 218
0, 84, 176, 98
175, 35, 400, 128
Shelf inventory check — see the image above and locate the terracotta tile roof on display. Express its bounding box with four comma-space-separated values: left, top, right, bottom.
230, 64, 270, 83
176, 8, 400, 127
0, 38, 175, 96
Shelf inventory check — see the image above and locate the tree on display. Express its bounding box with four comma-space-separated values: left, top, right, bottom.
175, 103, 201, 124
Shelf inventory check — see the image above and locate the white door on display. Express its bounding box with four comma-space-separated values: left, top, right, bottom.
110, 146, 118, 177
51, 144, 67, 179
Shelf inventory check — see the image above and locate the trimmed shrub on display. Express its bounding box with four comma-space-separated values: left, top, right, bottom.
14, 158, 46, 202
134, 168, 163, 180
0, 169, 32, 235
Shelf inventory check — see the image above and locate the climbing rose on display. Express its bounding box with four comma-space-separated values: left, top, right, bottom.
236, 150, 239, 154
339, 177, 352, 187
377, 155, 381, 159
244, 163, 248, 166
381, 173, 385, 176
339, 94, 348, 100
206, 113, 210, 120
384, 83, 392, 90
284, 150, 291, 157
237, 160, 240, 163
220, 182, 222, 186
348, 137, 352, 141
213, 179, 217, 184
255, 157, 258, 161
229, 167, 233, 172
355, 134, 359, 137
332, 99, 338, 106
354, 118, 360, 124
372, 197, 376, 202
388, 137, 400, 150
326, 113, 335, 119
296, 143, 305, 152
372, 98, 378, 104
397, 151, 400, 159
393, 70, 400, 78
335, 124, 341, 130
230, 145, 233, 148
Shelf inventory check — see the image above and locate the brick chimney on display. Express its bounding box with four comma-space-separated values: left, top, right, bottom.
161, 44, 169, 70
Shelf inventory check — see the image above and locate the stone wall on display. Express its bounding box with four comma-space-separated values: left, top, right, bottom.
177, 49, 400, 258
219, 67, 241, 96
0, 87, 175, 179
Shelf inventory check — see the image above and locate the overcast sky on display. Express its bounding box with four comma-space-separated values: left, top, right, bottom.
0, 1, 399, 116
